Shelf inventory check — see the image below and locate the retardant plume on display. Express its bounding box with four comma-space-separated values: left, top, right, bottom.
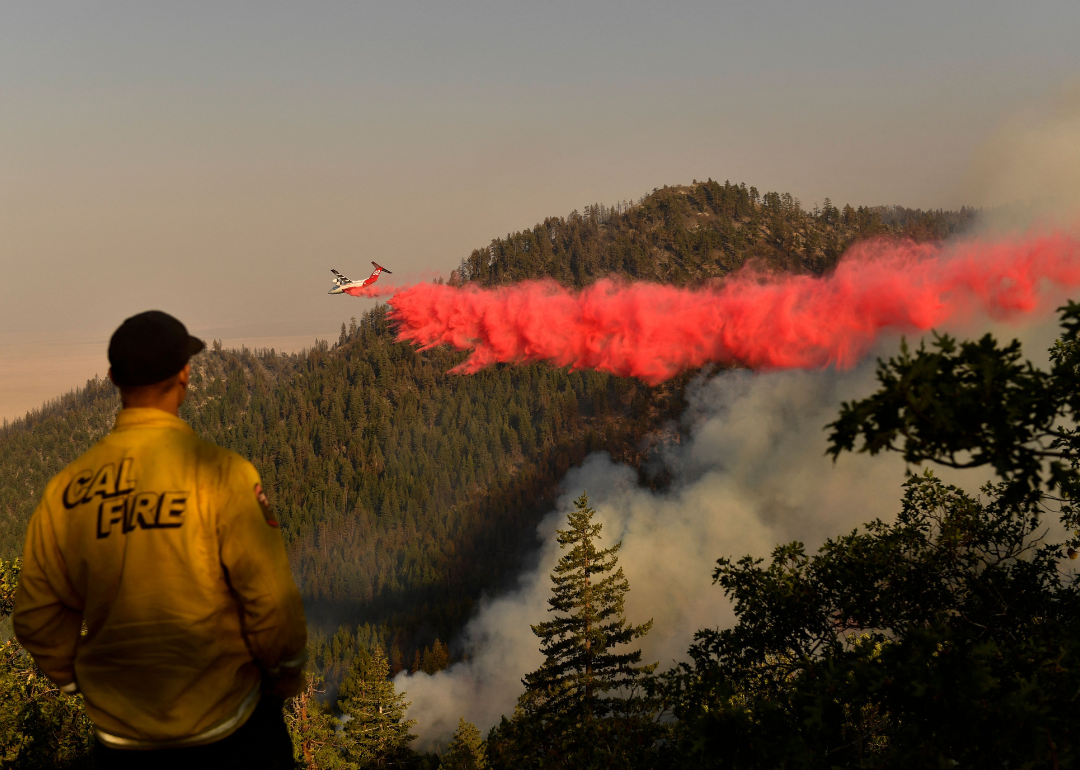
342, 282, 399, 299
386, 231, 1080, 384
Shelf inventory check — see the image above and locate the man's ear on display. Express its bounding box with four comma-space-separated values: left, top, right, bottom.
177, 363, 191, 387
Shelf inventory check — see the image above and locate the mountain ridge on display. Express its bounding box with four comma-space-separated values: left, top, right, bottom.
0, 179, 978, 674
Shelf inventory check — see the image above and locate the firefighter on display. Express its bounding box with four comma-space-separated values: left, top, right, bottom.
13, 310, 307, 769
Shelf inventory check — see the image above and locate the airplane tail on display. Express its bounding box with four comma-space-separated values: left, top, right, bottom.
371, 261, 393, 275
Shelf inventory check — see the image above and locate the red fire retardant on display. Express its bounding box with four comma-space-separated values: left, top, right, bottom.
382, 231, 1080, 385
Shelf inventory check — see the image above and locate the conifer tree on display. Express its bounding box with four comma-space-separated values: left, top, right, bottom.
421, 639, 449, 674
286, 674, 352, 769
337, 646, 416, 768
522, 492, 655, 718
439, 717, 486, 770
0, 559, 96, 768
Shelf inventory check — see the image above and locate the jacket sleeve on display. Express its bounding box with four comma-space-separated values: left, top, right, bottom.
13, 497, 84, 687
217, 457, 307, 677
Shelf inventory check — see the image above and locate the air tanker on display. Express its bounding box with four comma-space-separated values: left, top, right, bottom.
328, 263, 392, 295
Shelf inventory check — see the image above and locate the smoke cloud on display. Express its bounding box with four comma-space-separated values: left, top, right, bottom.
397, 362, 918, 748
387, 231, 1080, 384
963, 84, 1080, 226
391, 89, 1080, 749
396, 303, 1067, 750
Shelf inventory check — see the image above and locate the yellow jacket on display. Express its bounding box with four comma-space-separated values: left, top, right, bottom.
13, 408, 307, 747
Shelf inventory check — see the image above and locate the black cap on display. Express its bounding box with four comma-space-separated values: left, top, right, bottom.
108, 311, 206, 387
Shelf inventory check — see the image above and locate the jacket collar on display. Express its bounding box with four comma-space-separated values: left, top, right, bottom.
113, 408, 196, 436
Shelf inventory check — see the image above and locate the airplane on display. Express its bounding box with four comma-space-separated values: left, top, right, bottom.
328, 262, 393, 295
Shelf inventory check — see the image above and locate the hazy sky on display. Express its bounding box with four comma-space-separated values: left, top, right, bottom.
2, 1, 1079, 418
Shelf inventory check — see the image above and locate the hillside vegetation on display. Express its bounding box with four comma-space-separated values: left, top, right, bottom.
0, 180, 977, 673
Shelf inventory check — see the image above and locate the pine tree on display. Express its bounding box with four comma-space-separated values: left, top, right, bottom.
337, 646, 416, 768
421, 639, 449, 674
0, 559, 96, 767
522, 492, 655, 719
286, 674, 352, 769
439, 717, 486, 770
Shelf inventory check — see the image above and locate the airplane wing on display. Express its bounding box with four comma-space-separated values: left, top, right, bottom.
331, 269, 351, 285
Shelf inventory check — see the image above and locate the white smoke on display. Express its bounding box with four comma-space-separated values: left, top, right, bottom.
396, 302, 1071, 750
962, 82, 1080, 229
397, 361, 917, 748
397, 86, 1080, 748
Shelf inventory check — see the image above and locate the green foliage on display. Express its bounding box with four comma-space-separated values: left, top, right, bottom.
828, 301, 1080, 509
668, 308, 1080, 768
0, 559, 95, 769
438, 718, 486, 770
458, 182, 975, 289
0, 181, 981, 757
668, 471, 1080, 767
486, 705, 667, 770
0, 558, 18, 618
488, 494, 664, 769
287, 674, 355, 770
0, 379, 120, 562
308, 622, 395, 700
412, 640, 449, 675
523, 493, 655, 718
338, 646, 417, 768
0, 183, 973, 688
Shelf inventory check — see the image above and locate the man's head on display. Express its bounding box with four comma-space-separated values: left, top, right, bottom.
107, 311, 205, 414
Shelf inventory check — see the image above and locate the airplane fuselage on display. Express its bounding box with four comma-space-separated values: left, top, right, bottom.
328, 276, 379, 295
328, 263, 391, 295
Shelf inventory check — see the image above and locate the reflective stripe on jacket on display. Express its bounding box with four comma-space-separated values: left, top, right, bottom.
13, 408, 307, 744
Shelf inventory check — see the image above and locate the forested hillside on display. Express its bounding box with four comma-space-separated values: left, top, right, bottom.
455, 181, 974, 286
0, 180, 977, 674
